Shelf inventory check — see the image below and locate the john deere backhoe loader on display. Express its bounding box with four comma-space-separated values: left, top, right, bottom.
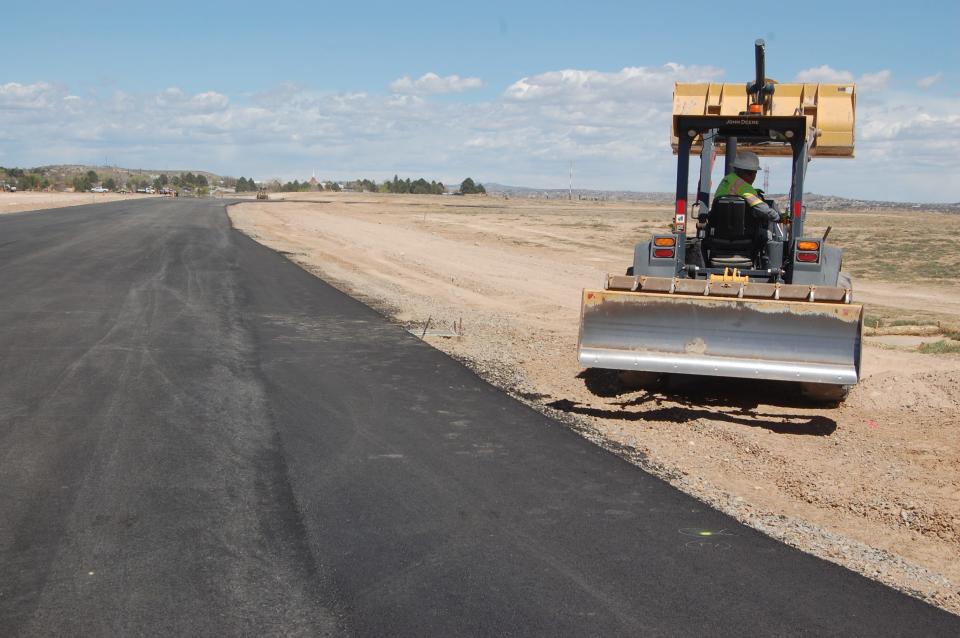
577, 40, 862, 403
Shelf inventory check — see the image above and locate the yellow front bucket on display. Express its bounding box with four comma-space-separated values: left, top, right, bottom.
578, 290, 863, 385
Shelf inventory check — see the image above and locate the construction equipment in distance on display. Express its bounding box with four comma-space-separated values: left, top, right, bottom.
256, 189, 269, 200
577, 40, 863, 403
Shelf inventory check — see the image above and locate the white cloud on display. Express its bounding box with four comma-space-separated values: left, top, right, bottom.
917, 72, 942, 89
794, 66, 890, 92
794, 65, 855, 84
858, 70, 891, 92
389, 73, 482, 96
505, 63, 723, 102
0, 82, 63, 110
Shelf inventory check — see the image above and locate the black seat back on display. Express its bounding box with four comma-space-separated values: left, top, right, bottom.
709, 196, 753, 240
704, 196, 765, 268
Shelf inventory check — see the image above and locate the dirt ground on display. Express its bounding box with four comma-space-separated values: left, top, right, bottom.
224, 192, 958, 614
0, 191, 155, 215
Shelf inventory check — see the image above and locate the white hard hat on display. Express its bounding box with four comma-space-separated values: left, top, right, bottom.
732, 151, 760, 172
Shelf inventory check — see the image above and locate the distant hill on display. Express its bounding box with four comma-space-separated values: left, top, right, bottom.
484, 182, 960, 212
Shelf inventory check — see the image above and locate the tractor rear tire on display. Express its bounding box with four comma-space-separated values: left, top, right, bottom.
800, 382, 850, 405
617, 371, 663, 391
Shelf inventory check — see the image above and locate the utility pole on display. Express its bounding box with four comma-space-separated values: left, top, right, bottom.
763, 165, 770, 194
569, 160, 573, 200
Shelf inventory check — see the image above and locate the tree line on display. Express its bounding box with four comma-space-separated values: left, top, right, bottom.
241, 175, 485, 196
1, 166, 213, 194
380, 175, 446, 195
235, 177, 258, 192
1, 164, 486, 198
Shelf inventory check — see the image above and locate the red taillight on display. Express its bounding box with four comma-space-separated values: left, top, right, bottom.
793, 201, 802, 219
796, 251, 818, 263
748, 103, 763, 114
676, 199, 686, 216
653, 248, 675, 259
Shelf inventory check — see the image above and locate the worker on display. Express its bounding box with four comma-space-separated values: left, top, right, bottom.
713, 151, 786, 224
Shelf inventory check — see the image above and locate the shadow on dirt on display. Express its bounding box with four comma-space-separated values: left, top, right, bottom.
551, 369, 838, 436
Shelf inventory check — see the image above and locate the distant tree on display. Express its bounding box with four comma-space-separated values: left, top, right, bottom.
103, 177, 117, 191
459, 177, 484, 195
72, 175, 92, 192
159, 174, 169, 186
20, 173, 41, 190
86, 170, 99, 184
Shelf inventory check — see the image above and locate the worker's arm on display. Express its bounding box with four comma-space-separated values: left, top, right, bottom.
744, 194, 781, 222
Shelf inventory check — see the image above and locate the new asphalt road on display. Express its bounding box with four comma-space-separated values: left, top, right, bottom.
0, 198, 956, 636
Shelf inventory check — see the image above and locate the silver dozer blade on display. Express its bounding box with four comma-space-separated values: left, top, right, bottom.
578, 290, 863, 385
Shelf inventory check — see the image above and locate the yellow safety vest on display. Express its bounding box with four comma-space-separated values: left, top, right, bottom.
714, 173, 763, 208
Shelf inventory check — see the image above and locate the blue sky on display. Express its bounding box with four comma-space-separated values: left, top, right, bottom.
1, 0, 957, 200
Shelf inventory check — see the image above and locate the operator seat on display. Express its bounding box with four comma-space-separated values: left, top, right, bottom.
703, 196, 765, 269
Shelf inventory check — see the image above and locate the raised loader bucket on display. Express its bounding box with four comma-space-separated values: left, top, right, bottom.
578, 290, 863, 385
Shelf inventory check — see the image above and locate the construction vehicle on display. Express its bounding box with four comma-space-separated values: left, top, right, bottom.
577, 40, 862, 403
256, 189, 269, 200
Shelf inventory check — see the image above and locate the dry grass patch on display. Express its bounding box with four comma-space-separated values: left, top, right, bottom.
918, 340, 960, 355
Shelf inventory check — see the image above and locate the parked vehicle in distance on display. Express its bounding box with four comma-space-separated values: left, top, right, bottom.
90, 186, 110, 193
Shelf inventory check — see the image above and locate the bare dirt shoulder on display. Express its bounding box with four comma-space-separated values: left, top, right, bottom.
0, 192, 155, 215
230, 193, 960, 614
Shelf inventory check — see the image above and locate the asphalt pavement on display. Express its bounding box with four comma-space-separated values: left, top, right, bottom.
0, 198, 957, 636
